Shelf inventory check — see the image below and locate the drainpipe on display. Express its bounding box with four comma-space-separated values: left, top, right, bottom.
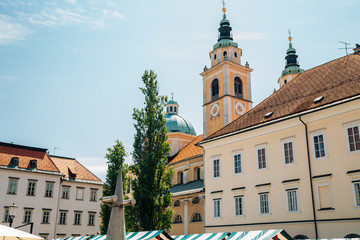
299, 115, 318, 239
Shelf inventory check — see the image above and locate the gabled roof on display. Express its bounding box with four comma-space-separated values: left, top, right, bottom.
0, 142, 59, 172
205, 53, 360, 141
50, 155, 102, 182
168, 135, 203, 165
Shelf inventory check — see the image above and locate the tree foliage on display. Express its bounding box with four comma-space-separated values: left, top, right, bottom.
127, 70, 174, 231
100, 139, 128, 234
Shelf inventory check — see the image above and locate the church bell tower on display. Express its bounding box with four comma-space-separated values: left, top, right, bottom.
201, 6, 253, 138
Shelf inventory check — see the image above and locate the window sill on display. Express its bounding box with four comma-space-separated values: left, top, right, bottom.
26, 195, 36, 197
89, 200, 97, 202
76, 199, 84, 201
41, 223, 50, 224
44, 196, 53, 198
7, 193, 17, 195
61, 198, 69, 200
259, 213, 272, 216
317, 207, 335, 211
87, 225, 95, 227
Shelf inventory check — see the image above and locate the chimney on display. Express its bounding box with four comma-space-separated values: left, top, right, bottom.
354, 44, 360, 54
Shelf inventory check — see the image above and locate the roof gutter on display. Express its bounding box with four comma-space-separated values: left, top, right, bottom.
199, 94, 360, 145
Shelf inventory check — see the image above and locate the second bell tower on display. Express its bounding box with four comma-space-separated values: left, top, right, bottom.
201, 7, 253, 138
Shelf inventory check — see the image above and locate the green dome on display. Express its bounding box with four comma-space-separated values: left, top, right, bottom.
281, 65, 304, 77
165, 114, 196, 136
167, 99, 178, 105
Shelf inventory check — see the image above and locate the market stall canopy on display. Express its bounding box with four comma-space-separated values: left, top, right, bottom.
227, 229, 292, 240
88, 231, 172, 240
172, 232, 229, 240
0, 224, 43, 240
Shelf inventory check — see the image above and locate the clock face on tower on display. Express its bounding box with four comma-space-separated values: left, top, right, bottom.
235, 102, 245, 115
210, 103, 220, 118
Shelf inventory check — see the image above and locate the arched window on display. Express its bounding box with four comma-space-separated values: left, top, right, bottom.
192, 197, 200, 204
294, 235, 309, 239
174, 200, 181, 207
194, 167, 201, 180
284, 79, 287, 84
223, 51, 227, 60
173, 215, 183, 223
191, 213, 202, 222
178, 171, 183, 184
234, 77, 243, 98
211, 79, 219, 100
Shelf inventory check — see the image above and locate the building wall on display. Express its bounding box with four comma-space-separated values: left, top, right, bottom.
202, 99, 360, 238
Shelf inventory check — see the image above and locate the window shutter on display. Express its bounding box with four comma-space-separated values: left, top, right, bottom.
319, 185, 331, 208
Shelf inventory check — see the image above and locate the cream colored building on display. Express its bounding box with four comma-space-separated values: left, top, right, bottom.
199, 50, 360, 239
0, 142, 103, 239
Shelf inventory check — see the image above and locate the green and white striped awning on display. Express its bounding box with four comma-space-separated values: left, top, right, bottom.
66, 237, 91, 240
172, 232, 229, 240
90, 230, 171, 240
227, 229, 292, 240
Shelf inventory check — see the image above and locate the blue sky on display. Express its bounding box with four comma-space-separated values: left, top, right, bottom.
1, 0, 359, 181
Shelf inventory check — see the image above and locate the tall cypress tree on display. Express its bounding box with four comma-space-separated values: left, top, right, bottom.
100, 140, 128, 234
127, 70, 174, 231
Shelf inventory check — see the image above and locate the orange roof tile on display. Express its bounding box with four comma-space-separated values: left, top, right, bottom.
205, 53, 360, 141
169, 135, 204, 165
50, 155, 102, 182
0, 142, 59, 172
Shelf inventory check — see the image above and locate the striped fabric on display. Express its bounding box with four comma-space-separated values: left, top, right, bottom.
88, 230, 165, 240
66, 237, 91, 240
227, 229, 284, 240
172, 232, 229, 240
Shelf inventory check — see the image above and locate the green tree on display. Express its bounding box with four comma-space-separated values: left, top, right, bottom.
100, 140, 128, 234
127, 70, 174, 231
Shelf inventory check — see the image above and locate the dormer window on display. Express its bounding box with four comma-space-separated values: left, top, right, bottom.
11, 157, 19, 167
30, 160, 37, 169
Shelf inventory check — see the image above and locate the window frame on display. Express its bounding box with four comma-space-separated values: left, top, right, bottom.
282, 138, 296, 165
234, 195, 244, 216
258, 192, 271, 215
191, 213, 202, 222
62, 186, 70, 199
213, 198, 222, 218
44, 182, 54, 198
211, 78, 220, 100
173, 215, 183, 224
27, 180, 37, 196
23, 209, 33, 223
316, 182, 333, 210
90, 189, 98, 202
286, 188, 300, 213
59, 211, 67, 225
213, 158, 221, 178
41, 210, 51, 224
233, 151, 242, 175
234, 77, 243, 98
76, 187, 84, 201
352, 180, 360, 208
311, 131, 327, 160
74, 211, 82, 225
345, 124, 360, 154
88, 212, 95, 226
3, 207, 10, 222
256, 145, 268, 170
7, 178, 18, 195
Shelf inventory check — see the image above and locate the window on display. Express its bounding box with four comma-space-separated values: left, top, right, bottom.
191, 213, 202, 222
234, 195, 244, 216
192, 197, 200, 204
317, 184, 332, 209
76, 187, 84, 200
352, 182, 360, 207
27, 180, 36, 196
62, 186, 70, 199
7, 178, 18, 194
23, 209, 32, 223
3, 207, 10, 222
45, 182, 54, 197
257, 147, 267, 169
286, 189, 299, 212
234, 153, 242, 174
213, 159, 220, 178
173, 215, 183, 223
283, 140, 295, 164
313, 133, 326, 158
174, 200, 181, 207
178, 171, 183, 184
211, 79, 219, 100
88, 212, 95, 226
170, 106, 173, 112
42, 210, 51, 224
194, 167, 201, 180
74, 212, 81, 225
234, 77, 243, 97
59, 211, 67, 225
347, 126, 360, 152
259, 192, 270, 214
213, 199, 221, 218
90, 189, 98, 201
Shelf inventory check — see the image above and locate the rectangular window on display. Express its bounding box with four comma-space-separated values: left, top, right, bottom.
76, 187, 84, 200
74, 212, 81, 225
353, 182, 360, 207
7, 178, 18, 195
90, 189, 98, 202
3, 207, 10, 222
234, 196, 243, 216
257, 147, 267, 169
23, 209, 32, 223
313, 134, 326, 158
259, 192, 270, 214
283, 141, 295, 164
234, 153, 242, 174
213, 159, 220, 178
318, 185, 332, 209
45, 182, 54, 198
347, 126, 360, 152
59, 211, 67, 225
62, 186, 70, 199
286, 189, 299, 212
88, 213, 95, 226
213, 199, 221, 218
42, 210, 51, 224
27, 180, 36, 196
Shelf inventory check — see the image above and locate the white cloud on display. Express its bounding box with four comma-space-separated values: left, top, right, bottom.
0, 14, 29, 45
233, 32, 269, 41
77, 157, 107, 181
66, 0, 77, 5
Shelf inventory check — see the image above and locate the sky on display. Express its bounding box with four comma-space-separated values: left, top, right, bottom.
0, 0, 359, 181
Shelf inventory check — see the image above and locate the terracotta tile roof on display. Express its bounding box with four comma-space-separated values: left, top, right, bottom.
50, 155, 102, 182
0, 142, 59, 172
169, 135, 204, 165
205, 53, 360, 141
